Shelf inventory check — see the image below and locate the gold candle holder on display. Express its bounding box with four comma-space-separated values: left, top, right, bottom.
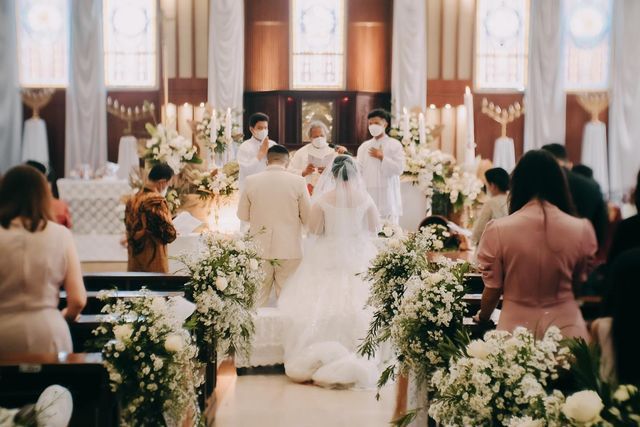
576, 92, 608, 123
481, 98, 525, 138
21, 88, 55, 118
107, 97, 156, 135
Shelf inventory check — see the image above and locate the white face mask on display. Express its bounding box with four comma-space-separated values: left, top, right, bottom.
311, 136, 328, 149
368, 124, 385, 137
254, 129, 268, 141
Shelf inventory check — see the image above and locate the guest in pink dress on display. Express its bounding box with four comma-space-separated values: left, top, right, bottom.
475, 150, 597, 340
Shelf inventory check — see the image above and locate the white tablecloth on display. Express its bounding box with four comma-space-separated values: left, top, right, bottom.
57, 179, 132, 234
493, 136, 516, 173
116, 135, 140, 180
399, 180, 430, 231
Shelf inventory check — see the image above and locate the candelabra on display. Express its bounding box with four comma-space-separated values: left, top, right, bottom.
106, 97, 156, 135
576, 92, 608, 123
21, 88, 55, 118
481, 98, 525, 138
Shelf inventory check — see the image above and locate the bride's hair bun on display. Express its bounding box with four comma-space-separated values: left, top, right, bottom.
332, 155, 354, 181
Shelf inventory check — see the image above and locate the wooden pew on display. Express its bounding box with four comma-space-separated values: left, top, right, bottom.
60, 290, 184, 314
82, 272, 190, 292
0, 353, 117, 427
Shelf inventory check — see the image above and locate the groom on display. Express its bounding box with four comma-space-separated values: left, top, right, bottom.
237, 145, 311, 306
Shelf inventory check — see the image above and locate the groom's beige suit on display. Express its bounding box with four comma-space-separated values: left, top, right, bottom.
237, 164, 311, 306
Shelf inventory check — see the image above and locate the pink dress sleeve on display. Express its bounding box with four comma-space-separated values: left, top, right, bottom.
476, 220, 504, 290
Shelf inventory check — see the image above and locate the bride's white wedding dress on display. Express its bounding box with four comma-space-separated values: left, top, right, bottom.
278, 159, 381, 389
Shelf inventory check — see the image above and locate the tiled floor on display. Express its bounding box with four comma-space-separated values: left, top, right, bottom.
213, 363, 397, 427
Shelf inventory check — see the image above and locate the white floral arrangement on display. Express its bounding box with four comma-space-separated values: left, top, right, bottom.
429, 326, 573, 427
388, 258, 470, 383
92, 292, 203, 426
177, 233, 264, 360
378, 221, 404, 239
445, 168, 484, 211
403, 148, 456, 199
389, 114, 436, 148
359, 224, 457, 362
184, 164, 239, 202
143, 123, 201, 174
195, 109, 243, 155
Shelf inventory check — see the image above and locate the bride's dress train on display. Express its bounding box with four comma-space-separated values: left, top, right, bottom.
278, 169, 381, 389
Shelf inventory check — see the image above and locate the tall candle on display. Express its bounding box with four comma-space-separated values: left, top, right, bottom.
177, 103, 193, 139
441, 104, 455, 156
210, 108, 218, 145
426, 104, 441, 149
418, 112, 426, 146
463, 86, 476, 166
164, 103, 177, 132
456, 105, 467, 163
194, 102, 206, 123
224, 107, 232, 142
402, 107, 410, 140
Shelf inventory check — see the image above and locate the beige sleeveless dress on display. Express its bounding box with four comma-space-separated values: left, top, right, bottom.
0, 220, 76, 354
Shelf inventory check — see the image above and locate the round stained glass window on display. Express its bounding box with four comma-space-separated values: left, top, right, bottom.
484, 4, 522, 47
568, 3, 609, 48
301, 4, 336, 50
112, 5, 148, 38
25, 3, 64, 40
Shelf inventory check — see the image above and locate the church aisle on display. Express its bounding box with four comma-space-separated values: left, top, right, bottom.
213, 369, 396, 427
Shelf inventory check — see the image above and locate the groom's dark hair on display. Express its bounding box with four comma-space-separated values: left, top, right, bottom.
267, 145, 289, 163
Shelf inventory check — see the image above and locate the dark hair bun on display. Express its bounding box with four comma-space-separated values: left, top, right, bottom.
332, 155, 354, 181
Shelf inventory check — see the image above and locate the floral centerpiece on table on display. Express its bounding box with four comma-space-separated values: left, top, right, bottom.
92, 292, 203, 427
195, 108, 243, 155
359, 224, 458, 364
177, 233, 264, 361
142, 123, 201, 174
444, 167, 484, 212
181, 161, 239, 202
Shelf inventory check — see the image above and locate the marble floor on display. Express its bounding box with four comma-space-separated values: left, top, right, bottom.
213, 363, 397, 427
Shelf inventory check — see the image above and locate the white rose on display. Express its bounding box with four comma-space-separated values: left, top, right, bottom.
562, 390, 604, 423
113, 324, 133, 343
216, 277, 229, 291
613, 385, 636, 402
235, 240, 246, 251
466, 340, 491, 360
382, 226, 393, 237
249, 259, 259, 271
164, 334, 184, 352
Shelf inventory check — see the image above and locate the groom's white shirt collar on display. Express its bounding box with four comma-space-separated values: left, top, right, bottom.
266, 164, 286, 171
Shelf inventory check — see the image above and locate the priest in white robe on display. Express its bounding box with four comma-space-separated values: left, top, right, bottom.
289, 120, 346, 189
356, 109, 405, 224
238, 112, 277, 190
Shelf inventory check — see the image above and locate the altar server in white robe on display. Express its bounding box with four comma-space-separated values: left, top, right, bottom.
356, 108, 405, 224
237, 112, 277, 190
289, 120, 347, 189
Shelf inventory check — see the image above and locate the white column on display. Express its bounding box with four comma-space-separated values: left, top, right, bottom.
391, 0, 427, 112
608, 0, 640, 200
65, 0, 107, 176
0, 0, 22, 173
523, 0, 566, 152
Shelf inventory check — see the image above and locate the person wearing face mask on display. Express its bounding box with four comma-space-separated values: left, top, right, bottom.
238, 112, 277, 190
124, 163, 177, 273
289, 121, 346, 189
356, 108, 405, 224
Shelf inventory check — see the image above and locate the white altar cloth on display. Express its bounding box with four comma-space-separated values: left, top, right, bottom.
399, 180, 429, 231
21, 117, 50, 167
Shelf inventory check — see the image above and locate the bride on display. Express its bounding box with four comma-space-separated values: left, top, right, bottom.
278, 155, 381, 389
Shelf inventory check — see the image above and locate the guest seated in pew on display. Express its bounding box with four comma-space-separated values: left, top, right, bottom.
124, 163, 177, 273
0, 166, 86, 355
25, 160, 72, 229
591, 247, 640, 386
419, 215, 470, 251
471, 167, 510, 246
607, 169, 640, 265
474, 150, 597, 340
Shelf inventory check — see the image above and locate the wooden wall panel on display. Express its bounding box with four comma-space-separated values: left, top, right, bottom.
565, 94, 608, 165
441, 0, 458, 80
244, 0, 289, 92
194, 0, 209, 78
427, 0, 442, 79
347, 22, 391, 91
457, 0, 475, 80
177, 0, 194, 78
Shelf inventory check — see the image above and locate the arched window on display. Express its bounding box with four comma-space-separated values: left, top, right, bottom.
475, 0, 530, 91
16, 0, 69, 87
103, 0, 158, 88
564, 0, 612, 91
291, 0, 346, 89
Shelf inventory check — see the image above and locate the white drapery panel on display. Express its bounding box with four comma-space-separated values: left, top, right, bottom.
207, 0, 244, 115
524, 0, 566, 152
391, 0, 427, 113
65, 0, 107, 176
0, 0, 22, 173
608, 0, 640, 200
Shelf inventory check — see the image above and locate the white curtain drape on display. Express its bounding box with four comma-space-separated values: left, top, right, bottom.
391, 0, 427, 113
0, 0, 22, 173
65, 0, 107, 176
207, 0, 244, 115
608, 0, 640, 200
524, 0, 566, 152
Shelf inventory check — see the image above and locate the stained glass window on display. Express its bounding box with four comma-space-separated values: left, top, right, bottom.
291, 0, 345, 89
475, 0, 529, 90
16, 0, 69, 87
564, 0, 612, 91
103, 0, 158, 88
